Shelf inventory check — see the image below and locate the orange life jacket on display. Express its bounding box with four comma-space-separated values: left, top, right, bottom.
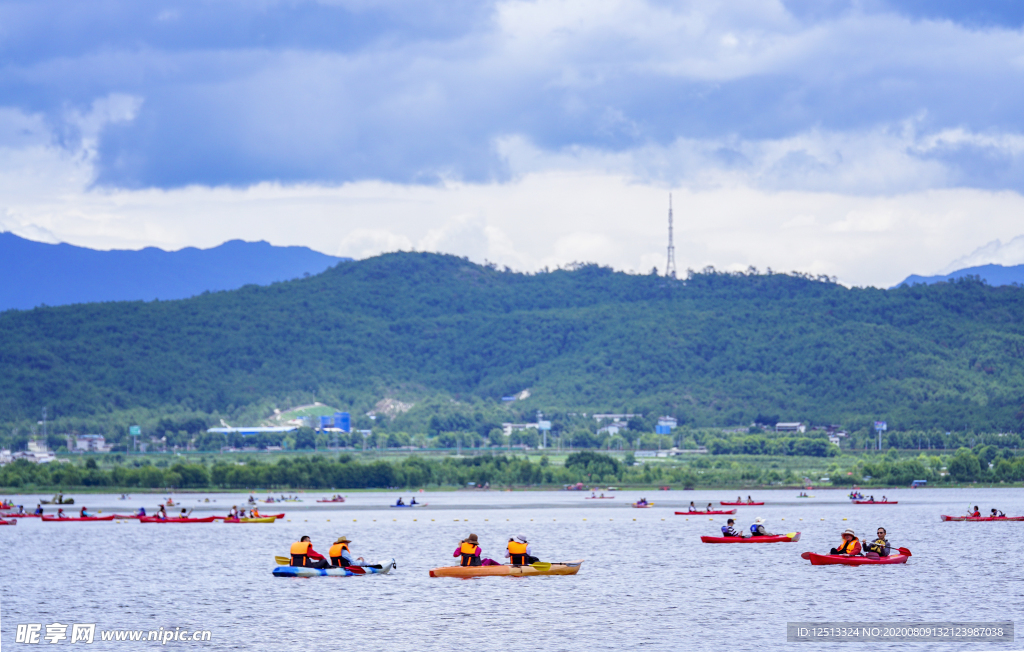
836, 536, 860, 555
329, 542, 350, 566
290, 541, 311, 567
507, 540, 529, 565
460, 541, 478, 566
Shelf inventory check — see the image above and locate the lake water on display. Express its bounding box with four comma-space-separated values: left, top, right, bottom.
2, 487, 1022, 651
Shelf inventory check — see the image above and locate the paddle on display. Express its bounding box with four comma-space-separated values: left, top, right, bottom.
275, 555, 290, 565
529, 561, 552, 571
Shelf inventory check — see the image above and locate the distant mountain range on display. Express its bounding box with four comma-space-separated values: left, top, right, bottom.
895, 263, 1024, 288
0, 232, 348, 312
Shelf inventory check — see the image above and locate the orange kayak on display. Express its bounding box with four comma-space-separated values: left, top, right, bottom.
429, 560, 584, 578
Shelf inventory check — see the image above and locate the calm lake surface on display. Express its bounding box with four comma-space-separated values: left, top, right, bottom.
2, 487, 1022, 651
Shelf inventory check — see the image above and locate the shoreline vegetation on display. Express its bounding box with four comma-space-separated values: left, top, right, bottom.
3, 447, 1022, 493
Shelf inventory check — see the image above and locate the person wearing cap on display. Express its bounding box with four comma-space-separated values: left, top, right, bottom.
863, 527, 890, 558
749, 517, 775, 537
290, 535, 330, 568
721, 518, 743, 538
454, 534, 482, 566
505, 534, 538, 565
830, 529, 861, 556
328, 536, 366, 567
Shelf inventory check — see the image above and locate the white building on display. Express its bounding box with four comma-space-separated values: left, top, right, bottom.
775, 422, 806, 433
0, 449, 12, 465
74, 434, 112, 452
657, 416, 678, 428
593, 413, 641, 422
502, 423, 539, 436
598, 420, 628, 436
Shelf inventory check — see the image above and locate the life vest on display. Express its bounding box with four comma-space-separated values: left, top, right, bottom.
329, 542, 350, 567
508, 540, 529, 565
460, 542, 479, 566
290, 541, 312, 567
865, 537, 888, 555
750, 524, 761, 535
836, 536, 860, 555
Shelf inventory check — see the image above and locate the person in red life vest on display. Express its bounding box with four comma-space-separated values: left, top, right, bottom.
328, 536, 367, 567
505, 534, 539, 565
830, 529, 861, 556
290, 536, 330, 569
454, 534, 482, 566
970, 505, 981, 517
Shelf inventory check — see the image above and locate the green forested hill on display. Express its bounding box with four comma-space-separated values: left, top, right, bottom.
2, 252, 1024, 440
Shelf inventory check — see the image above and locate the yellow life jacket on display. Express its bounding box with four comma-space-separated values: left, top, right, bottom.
507, 540, 529, 565
329, 542, 350, 566
460, 541, 478, 566
290, 541, 311, 567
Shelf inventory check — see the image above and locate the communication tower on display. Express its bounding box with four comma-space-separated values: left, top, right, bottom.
665, 194, 677, 278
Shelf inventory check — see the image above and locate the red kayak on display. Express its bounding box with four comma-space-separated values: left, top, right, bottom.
0, 518, 15, 525
720, 501, 764, 506
675, 509, 737, 515
140, 516, 217, 523
853, 500, 898, 504
212, 513, 284, 520
316, 499, 346, 503
802, 552, 909, 566
941, 515, 1024, 521
4, 513, 41, 518
41, 515, 116, 522
701, 532, 800, 543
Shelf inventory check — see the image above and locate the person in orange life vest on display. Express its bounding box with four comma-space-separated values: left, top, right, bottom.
830, 529, 861, 556
329, 536, 367, 567
290, 536, 330, 569
251, 507, 262, 518
453, 534, 482, 566
505, 534, 539, 565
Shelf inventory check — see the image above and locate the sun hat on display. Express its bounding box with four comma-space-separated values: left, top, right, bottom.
334, 536, 352, 544
843, 528, 856, 537
465, 533, 478, 543
515, 534, 528, 543
754, 517, 765, 524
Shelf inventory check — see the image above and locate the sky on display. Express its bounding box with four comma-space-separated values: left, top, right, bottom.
1, 0, 1024, 286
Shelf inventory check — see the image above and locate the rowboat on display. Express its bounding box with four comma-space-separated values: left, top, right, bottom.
41, 515, 116, 522
0, 518, 15, 525
273, 559, 396, 577
720, 501, 763, 506
40, 498, 74, 505
701, 532, 801, 544
853, 500, 898, 504
140, 516, 217, 523
940, 515, 1024, 522
631, 502, 653, 508
429, 560, 584, 578
675, 509, 736, 515
802, 552, 909, 566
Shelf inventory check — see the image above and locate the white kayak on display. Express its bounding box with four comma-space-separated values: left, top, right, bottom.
272, 558, 396, 577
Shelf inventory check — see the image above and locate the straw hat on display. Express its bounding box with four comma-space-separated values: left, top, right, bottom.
334, 536, 352, 544
754, 517, 765, 525
842, 528, 856, 537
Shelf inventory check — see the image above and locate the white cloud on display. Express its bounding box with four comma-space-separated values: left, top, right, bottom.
939, 235, 1024, 274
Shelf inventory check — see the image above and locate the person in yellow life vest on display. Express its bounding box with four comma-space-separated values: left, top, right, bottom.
829, 528, 861, 556
329, 536, 367, 567
864, 527, 890, 558
290, 536, 330, 569
453, 533, 482, 566
505, 534, 539, 566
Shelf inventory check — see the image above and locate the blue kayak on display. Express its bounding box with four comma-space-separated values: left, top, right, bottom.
273, 559, 396, 577
389, 503, 427, 508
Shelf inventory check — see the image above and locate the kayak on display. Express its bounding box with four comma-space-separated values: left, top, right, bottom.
389, 504, 427, 508
316, 499, 346, 503
631, 503, 653, 508
701, 532, 801, 543
0, 518, 15, 525
273, 559, 396, 577
720, 501, 764, 506
802, 552, 909, 566
584, 497, 615, 499
223, 517, 277, 523
4, 513, 41, 518
213, 513, 284, 520
941, 515, 1024, 521
675, 509, 737, 515
140, 516, 218, 523
41, 515, 116, 522
429, 560, 584, 578
853, 500, 898, 504
112, 514, 143, 519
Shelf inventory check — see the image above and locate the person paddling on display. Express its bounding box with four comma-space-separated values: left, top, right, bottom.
57, 508, 67, 518
328, 536, 367, 568
178, 508, 189, 519
80, 506, 92, 518
396, 497, 405, 506
864, 527, 890, 559
749, 517, 775, 537
454, 534, 482, 567
410, 497, 418, 506
969, 505, 981, 517
136, 506, 146, 517
34, 504, 44, 516
830, 528, 861, 556
746, 495, 755, 504
688, 501, 697, 512
991, 508, 1006, 518
156, 505, 167, 520
289, 536, 330, 568
228, 505, 238, 519
505, 534, 538, 566
721, 518, 743, 538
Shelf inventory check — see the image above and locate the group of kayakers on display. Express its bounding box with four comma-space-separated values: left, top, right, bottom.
720, 517, 776, 537
732, 496, 757, 504
455, 533, 540, 567
857, 495, 889, 503
290, 535, 367, 569
394, 497, 420, 506
830, 527, 891, 559
967, 505, 1005, 517
687, 502, 715, 512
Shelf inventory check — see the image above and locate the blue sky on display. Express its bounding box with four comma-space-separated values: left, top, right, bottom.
1, 0, 1023, 285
